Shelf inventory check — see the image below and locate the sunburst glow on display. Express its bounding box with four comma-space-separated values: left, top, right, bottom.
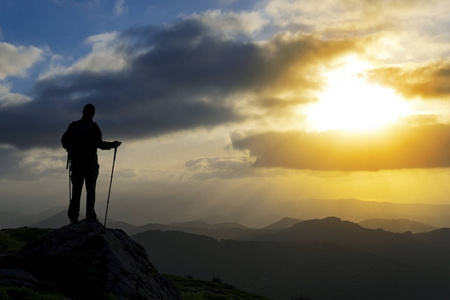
306, 61, 412, 132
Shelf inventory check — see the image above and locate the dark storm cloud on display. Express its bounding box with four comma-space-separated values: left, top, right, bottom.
0, 18, 365, 149
232, 124, 450, 171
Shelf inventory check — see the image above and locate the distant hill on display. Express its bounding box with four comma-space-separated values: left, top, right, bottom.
24, 208, 444, 245
7, 197, 450, 230
170, 220, 249, 230
30, 209, 137, 232
247, 216, 434, 263
132, 218, 450, 300
0, 210, 14, 220
262, 217, 303, 230
282, 198, 450, 227
21, 209, 252, 239
31, 210, 75, 228
0, 206, 66, 229
122, 221, 253, 240
359, 218, 437, 233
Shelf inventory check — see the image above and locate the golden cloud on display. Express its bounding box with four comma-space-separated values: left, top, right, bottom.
232, 123, 450, 171
366, 60, 450, 100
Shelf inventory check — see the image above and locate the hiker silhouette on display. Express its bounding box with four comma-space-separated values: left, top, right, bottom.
61, 104, 121, 223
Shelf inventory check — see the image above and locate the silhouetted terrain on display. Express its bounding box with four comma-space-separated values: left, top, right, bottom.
132, 217, 450, 300
413, 228, 450, 250
170, 220, 249, 230
4, 198, 450, 230
3, 199, 450, 299
0, 206, 66, 229
262, 217, 304, 230
0, 226, 267, 300
359, 218, 437, 233
2, 215, 450, 299
273, 198, 450, 227
167, 274, 270, 300
247, 217, 436, 263
1, 220, 181, 299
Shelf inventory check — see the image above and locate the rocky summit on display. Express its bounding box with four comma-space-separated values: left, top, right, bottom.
14, 219, 181, 300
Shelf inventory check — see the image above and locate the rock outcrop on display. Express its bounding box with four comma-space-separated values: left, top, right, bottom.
14, 219, 181, 300
0, 269, 38, 289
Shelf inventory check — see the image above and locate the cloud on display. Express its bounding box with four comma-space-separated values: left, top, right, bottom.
186, 156, 255, 180
264, 0, 450, 34
0, 146, 64, 180
264, 0, 396, 35
0, 40, 43, 108
0, 146, 24, 179
0, 91, 31, 108
114, 0, 128, 16
40, 32, 125, 79
0, 42, 43, 79
0, 17, 368, 150
231, 123, 450, 171
366, 60, 450, 99
0, 81, 31, 108
189, 10, 269, 37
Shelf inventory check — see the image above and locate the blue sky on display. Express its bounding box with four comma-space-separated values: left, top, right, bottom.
0, 0, 258, 94
2, 0, 450, 227
0, 0, 260, 53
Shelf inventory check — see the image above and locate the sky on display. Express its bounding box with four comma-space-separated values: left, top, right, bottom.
1, 0, 450, 227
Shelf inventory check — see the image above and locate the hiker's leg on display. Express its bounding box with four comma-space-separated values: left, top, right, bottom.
69, 172, 84, 221
86, 164, 99, 220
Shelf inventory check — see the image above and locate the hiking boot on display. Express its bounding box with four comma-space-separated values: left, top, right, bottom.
70, 218, 78, 224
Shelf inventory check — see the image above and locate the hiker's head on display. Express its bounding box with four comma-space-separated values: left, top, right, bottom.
82, 104, 95, 118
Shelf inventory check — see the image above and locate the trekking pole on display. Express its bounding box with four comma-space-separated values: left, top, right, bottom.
66, 153, 71, 203
104, 147, 117, 227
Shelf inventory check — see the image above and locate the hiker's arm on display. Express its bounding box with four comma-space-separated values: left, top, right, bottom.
99, 140, 121, 150
94, 123, 121, 150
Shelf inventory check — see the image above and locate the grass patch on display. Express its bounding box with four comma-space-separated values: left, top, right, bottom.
0, 228, 51, 254
166, 274, 270, 300
0, 285, 65, 300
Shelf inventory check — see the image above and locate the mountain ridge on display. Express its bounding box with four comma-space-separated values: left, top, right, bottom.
3, 197, 450, 230
132, 217, 450, 300
262, 217, 304, 230
359, 218, 437, 233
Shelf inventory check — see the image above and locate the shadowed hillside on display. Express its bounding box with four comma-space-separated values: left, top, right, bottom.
359, 218, 437, 233
249, 217, 434, 263
262, 217, 304, 230
132, 217, 450, 300
0, 225, 267, 300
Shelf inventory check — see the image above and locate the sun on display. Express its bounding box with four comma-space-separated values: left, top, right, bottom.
305, 60, 412, 132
